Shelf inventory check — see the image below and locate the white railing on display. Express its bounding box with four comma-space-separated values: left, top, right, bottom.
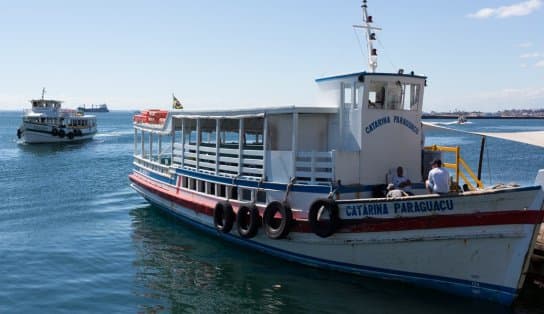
172, 143, 264, 179
295, 151, 335, 185
134, 155, 171, 175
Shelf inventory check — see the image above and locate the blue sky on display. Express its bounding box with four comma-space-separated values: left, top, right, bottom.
1, 0, 542, 112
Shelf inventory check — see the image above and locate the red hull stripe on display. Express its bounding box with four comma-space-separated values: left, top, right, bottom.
129, 173, 544, 233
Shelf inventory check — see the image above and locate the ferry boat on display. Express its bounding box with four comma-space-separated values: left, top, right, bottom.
17, 89, 98, 143
129, 1, 544, 305
77, 104, 109, 113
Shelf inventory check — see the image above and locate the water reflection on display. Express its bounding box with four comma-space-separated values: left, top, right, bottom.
129, 206, 510, 313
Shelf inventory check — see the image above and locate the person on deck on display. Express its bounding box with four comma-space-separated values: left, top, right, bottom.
392, 166, 411, 192
426, 159, 450, 194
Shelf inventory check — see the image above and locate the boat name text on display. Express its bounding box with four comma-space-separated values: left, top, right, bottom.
343, 199, 454, 218
364, 116, 419, 135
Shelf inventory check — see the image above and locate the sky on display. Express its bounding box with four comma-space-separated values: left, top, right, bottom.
0, 0, 543, 112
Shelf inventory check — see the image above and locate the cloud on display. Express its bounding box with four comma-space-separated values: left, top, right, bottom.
467, 0, 542, 19
536, 60, 544, 67
520, 52, 542, 58
519, 42, 533, 48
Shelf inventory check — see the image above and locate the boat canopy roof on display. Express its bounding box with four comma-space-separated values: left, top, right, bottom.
315, 71, 427, 83
423, 122, 544, 148
171, 105, 337, 120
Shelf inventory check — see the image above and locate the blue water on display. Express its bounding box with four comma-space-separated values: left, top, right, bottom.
0, 111, 543, 313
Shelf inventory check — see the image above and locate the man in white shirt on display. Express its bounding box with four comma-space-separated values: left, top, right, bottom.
426, 159, 450, 194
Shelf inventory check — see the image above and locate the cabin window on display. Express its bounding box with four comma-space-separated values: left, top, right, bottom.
197, 180, 205, 192
189, 178, 196, 190
218, 184, 226, 197
181, 176, 187, 188
208, 182, 215, 195
385, 82, 402, 110
256, 190, 266, 204
230, 186, 238, 200
342, 84, 352, 108
241, 189, 252, 201
354, 83, 363, 109
368, 82, 386, 109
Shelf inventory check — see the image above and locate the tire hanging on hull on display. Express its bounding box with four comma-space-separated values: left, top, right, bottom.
263, 201, 292, 239
213, 201, 235, 233
236, 205, 261, 238
308, 199, 340, 238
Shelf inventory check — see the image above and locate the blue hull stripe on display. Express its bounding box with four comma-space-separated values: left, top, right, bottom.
139, 166, 427, 194
136, 186, 517, 305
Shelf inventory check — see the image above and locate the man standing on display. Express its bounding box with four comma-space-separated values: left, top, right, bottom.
426, 159, 450, 194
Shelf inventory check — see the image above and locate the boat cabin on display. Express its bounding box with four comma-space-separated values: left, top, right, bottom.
31, 99, 62, 111
134, 71, 427, 199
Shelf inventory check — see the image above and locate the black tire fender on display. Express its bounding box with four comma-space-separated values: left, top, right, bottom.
213, 201, 235, 233
236, 205, 261, 238
308, 199, 340, 238
263, 201, 292, 239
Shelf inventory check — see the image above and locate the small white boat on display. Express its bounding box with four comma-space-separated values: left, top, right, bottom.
129, 1, 544, 305
17, 89, 97, 144
457, 115, 467, 124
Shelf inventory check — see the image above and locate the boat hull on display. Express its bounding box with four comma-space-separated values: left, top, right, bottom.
20, 127, 96, 144
129, 171, 544, 305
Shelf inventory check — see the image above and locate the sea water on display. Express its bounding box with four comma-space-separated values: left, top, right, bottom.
0, 111, 542, 313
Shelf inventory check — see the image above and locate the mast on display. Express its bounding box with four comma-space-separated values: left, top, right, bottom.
353, 0, 381, 72
41, 87, 46, 100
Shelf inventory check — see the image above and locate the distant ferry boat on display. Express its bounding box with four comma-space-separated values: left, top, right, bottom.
17, 89, 98, 143
77, 104, 109, 113
129, 1, 544, 305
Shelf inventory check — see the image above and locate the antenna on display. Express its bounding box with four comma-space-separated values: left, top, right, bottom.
353, 0, 382, 72
41, 87, 46, 100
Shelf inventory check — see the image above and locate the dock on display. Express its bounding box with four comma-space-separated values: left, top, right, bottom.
528, 226, 544, 287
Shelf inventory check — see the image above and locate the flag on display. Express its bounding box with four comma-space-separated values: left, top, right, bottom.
173, 94, 183, 109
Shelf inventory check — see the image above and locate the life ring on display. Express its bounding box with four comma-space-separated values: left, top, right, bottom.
17, 128, 22, 139
67, 132, 74, 140
58, 129, 66, 138
236, 205, 261, 238
51, 128, 58, 136
308, 199, 340, 238
213, 201, 235, 233
263, 201, 292, 239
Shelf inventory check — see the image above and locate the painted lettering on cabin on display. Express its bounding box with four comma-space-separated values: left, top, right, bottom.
364, 116, 391, 134
393, 116, 419, 134
343, 199, 454, 218
365, 116, 419, 135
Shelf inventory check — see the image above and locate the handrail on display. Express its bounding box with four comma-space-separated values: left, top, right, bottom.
424, 145, 484, 191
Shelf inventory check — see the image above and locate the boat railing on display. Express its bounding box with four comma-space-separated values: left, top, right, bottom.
172, 142, 264, 179
295, 150, 335, 185
134, 155, 171, 175
424, 145, 484, 191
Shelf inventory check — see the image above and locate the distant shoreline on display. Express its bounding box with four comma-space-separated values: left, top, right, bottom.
422, 115, 544, 120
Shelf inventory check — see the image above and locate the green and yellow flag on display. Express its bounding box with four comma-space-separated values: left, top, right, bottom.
173, 94, 183, 109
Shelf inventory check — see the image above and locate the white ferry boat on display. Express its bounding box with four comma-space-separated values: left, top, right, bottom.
129, 1, 544, 305
18, 89, 98, 144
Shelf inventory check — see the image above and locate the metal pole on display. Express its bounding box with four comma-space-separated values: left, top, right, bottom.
477, 136, 486, 182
